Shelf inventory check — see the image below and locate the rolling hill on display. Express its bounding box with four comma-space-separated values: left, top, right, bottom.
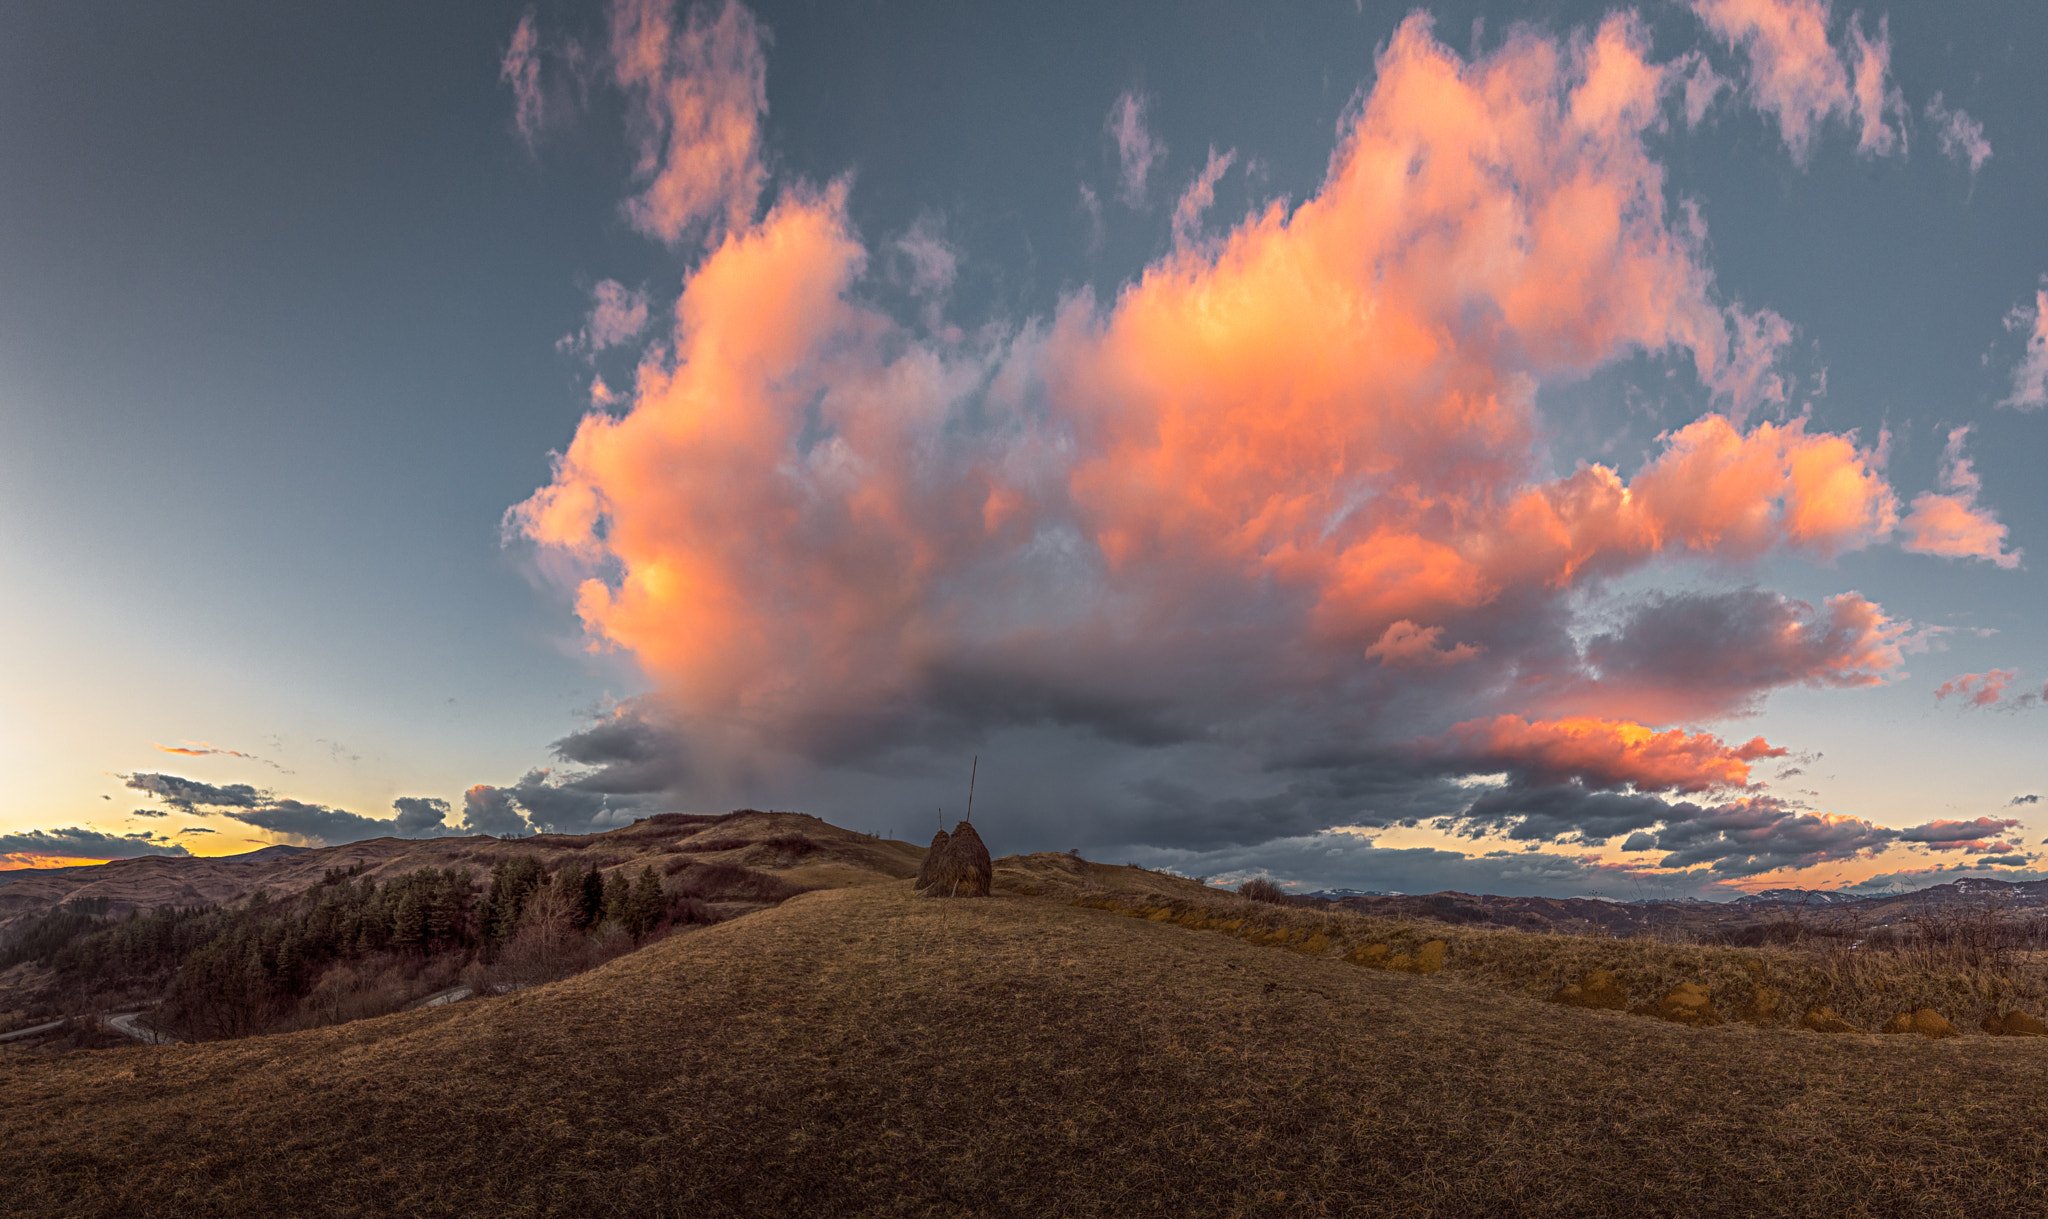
3, 820, 2046, 1216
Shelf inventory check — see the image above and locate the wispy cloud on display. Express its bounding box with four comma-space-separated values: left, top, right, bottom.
1924, 92, 1991, 176
1934, 669, 2019, 708
610, 0, 769, 245
502, 11, 546, 146
1169, 146, 1236, 248
559, 279, 651, 356
1107, 90, 1166, 207
2002, 285, 2048, 411
1689, 0, 1903, 164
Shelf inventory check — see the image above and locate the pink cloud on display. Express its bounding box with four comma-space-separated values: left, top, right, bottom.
1934, 669, 2017, 708
1169, 146, 1236, 248
1925, 92, 1992, 176
1365, 620, 1480, 668
1691, 0, 1901, 163
1847, 13, 1904, 157
2003, 287, 2048, 411
1108, 91, 1166, 207
610, 0, 768, 245
1899, 816, 2024, 852
502, 12, 545, 146
1900, 425, 2021, 568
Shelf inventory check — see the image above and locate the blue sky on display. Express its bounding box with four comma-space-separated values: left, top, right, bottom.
1, 0, 2042, 898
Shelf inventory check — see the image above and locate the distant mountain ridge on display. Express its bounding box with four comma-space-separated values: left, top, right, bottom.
1732, 888, 1858, 906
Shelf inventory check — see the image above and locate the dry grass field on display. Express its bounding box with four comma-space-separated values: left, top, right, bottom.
4, 867, 2047, 1218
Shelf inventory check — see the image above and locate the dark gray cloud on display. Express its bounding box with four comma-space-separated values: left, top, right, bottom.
551, 706, 694, 793
122, 773, 263, 812
1457, 784, 1680, 846
461, 785, 534, 838
2012, 794, 2041, 806
1896, 816, 2023, 850
501, 768, 661, 834
124, 772, 515, 845
130, 808, 167, 818
0, 826, 193, 861
391, 796, 452, 836
1974, 854, 2032, 867
1572, 588, 1890, 718
226, 799, 405, 844
1618, 798, 1899, 876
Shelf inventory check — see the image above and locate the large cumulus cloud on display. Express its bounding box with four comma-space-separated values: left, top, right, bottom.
499, 1, 2024, 894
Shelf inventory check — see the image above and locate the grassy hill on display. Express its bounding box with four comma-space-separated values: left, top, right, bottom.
5, 849, 2047, 1217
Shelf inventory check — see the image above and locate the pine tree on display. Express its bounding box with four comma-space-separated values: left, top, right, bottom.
602, 870, 631, 925
625, 866, 667, 941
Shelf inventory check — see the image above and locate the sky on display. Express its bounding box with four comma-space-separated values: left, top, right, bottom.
1, 0, 2043, 899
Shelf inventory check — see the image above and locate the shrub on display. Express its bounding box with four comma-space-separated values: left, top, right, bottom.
666, 862, 808, 904
1238, 878, 1287, 905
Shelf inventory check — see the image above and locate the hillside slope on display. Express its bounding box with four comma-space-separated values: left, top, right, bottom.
4, 880, 2045, 1217
0, 811, 916, 935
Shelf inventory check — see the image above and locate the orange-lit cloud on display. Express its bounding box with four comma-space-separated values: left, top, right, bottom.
154, 740, 255, 759
1438, 715, 1783, 793
1900, 425, 2021, 568
1365, 621, 1480, 668
1934, 669, 2018, 708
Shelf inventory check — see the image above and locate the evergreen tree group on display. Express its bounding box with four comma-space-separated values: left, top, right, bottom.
1, 855, 702, 1041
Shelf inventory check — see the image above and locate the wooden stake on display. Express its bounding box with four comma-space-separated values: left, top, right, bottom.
965, 755, 978, 823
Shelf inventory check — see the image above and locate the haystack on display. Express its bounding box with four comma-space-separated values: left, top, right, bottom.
914, 821, 992, 898
914, 829, 951, 891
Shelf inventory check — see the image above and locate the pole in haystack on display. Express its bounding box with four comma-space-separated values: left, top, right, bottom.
965, 755, 978, 823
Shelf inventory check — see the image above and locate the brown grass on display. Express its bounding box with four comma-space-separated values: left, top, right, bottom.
1059, 882, 2048, 1036
4, 880, 2047, 1216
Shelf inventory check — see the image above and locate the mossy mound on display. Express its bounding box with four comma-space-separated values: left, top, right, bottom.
1636, 982, 1721, 1027
1731, 985, 1783, 1024
1982, 1010, 2048, 1037
1549, 970, 1627, 1011
1881, 1008, 1958, 1039
1800, 1006, 1861, 1034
